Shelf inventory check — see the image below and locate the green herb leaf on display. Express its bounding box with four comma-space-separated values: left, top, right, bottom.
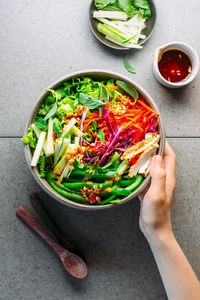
35, 117, 48, 131
99, 84, 108, 102
78, 93, 106, 110
123, 58, 136, 74
116, 80, 139, 100
97, 129, 105, 143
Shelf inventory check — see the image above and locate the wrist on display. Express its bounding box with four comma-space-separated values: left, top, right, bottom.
145, 227, 175, 249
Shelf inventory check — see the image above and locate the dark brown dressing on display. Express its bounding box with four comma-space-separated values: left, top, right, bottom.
158, 49, 192, 83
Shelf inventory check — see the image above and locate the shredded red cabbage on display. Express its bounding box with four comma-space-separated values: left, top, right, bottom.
102, 106, 118, 136
98, 124, 124, 166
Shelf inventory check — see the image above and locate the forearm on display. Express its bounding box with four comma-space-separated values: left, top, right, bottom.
148, 231, 200, 300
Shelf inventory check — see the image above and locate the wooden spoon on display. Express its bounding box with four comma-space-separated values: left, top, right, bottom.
16, 206, 88, 279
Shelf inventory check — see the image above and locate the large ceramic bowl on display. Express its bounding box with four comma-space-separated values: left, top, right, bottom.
25, 70, 165, 210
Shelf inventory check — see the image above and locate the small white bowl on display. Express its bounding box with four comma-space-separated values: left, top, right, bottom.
153, 42, 199, 88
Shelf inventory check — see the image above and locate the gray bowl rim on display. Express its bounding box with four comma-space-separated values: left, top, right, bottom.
24, 69, 165, 211
89, 0, 157, 51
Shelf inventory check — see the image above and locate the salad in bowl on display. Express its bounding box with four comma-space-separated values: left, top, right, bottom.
23, 71, 165, 209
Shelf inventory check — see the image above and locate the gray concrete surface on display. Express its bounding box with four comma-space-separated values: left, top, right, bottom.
0, 0, 199, 299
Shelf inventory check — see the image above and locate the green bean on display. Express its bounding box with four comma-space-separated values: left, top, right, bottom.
92, 172, 116, 180
70, 169, 116, 179
87, 181, 113, 189
63, 181, 113, 190
110, 200, 122, 204
63, 182, 85, 190
104, 174, 144, 198
55, 182, 82, 195
112, 188, 131, 196
102, 152, 120, 170
120, 178, 137, 187
46, 172, 87, 203
99, 195, 116, 205
125, 174, 144, 192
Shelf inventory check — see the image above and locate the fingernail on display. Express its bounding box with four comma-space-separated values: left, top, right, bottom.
153, 155, 163, 167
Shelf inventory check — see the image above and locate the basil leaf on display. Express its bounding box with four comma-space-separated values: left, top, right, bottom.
78, 93, 105, 110
123, 59, 136, 74
97, 129, 105, 143
44, 103, 57, 121
116, 80, 139, 101
99, 85, 108, 102
35, 117, 48, 131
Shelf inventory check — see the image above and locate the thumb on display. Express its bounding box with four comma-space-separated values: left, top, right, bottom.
147, 155, 166, 198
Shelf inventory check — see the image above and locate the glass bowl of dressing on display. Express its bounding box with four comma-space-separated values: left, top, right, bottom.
153, 42, 199, 88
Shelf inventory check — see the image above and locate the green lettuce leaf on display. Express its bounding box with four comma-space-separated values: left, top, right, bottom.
22, 127, 37, 148
94, 0, 117, 9
118, 0, 137, 17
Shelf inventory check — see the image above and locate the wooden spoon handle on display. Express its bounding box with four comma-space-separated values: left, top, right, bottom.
16, 206, 66, 256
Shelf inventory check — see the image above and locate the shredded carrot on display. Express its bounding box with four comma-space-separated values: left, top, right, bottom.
123, 121, 133, 130
138, 100, 158, 114
133, 123, 144, 131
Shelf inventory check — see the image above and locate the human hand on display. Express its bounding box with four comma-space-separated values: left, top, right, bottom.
139, 141, 176, 243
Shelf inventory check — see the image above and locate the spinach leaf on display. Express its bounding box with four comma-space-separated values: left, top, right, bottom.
35, 117, 48, 131
116, 80, 139, 100
123, 58, 136, 74
78, 93, 105, 110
